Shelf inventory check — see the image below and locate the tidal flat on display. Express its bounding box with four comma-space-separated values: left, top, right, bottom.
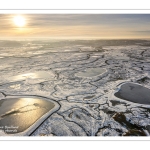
0, 39, 150, 136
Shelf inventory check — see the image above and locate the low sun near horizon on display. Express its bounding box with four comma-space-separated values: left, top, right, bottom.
13, 15, 26, 27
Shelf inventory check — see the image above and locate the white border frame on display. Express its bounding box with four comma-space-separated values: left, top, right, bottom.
1, 10, 150, 14
0, 9, 150, 141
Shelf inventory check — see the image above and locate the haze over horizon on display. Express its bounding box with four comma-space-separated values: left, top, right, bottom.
1, 14, 150, 39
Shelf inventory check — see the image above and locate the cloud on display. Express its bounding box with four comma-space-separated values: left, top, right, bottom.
0, 14, 150, 38
134, 30, 150, 33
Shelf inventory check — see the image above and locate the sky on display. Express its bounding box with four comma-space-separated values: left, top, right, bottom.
0, 14, 150, 39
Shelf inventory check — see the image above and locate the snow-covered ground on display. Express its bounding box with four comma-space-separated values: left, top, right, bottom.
0, 40, 150, 136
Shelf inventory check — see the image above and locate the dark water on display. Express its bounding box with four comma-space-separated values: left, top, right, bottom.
115, 83, 150, 105
0, 97, 55, 134
113, 112, 146, 136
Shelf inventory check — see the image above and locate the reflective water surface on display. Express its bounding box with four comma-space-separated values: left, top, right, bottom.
0, 97, 55, 134
115, 83, 150, 105
9, 71, 55, 82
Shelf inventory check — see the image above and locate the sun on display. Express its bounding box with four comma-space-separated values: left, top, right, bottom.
13, 15, 26, 27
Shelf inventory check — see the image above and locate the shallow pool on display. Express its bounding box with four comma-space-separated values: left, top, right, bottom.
75, 68, 106, 78
9, 71, 55, 82
0, 97, 58, 135
114, 83, 150, 105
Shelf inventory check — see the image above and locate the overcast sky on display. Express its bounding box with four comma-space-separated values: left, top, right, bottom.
1, 14, 150, 39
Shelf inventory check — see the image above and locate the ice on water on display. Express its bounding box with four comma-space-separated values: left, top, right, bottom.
0, 40, 150, 136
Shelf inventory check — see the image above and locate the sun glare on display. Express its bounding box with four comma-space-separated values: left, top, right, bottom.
13, 15, 26, 27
